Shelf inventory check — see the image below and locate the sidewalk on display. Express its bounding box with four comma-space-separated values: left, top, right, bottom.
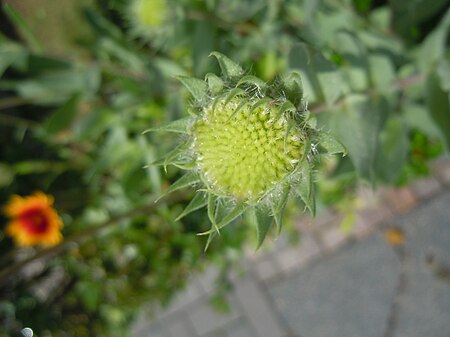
131, 156, 450, 337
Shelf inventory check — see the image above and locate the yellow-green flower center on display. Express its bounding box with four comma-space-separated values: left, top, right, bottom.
193, 98, 303, 201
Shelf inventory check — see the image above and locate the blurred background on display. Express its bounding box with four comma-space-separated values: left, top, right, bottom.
0, 0, 449, 336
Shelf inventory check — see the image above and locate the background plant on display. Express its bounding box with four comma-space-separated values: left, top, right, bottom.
0, 0, 448, 336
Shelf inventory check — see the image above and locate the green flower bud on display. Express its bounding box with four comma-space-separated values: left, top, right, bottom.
147, 52, 346, 249
131, 0, 166, 29
193, 97, 303, 201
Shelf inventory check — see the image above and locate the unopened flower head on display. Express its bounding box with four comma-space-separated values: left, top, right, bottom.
147, 52, 346, 247
193, 97, 303, 201
3, 192, 63, 247
131, 0, 167, 29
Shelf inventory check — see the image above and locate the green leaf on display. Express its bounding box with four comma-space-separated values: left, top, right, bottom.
176, 192, 208, 221
437, 59, 450, 92
157, 172, 200, 201
192, 20, 216, 76
375, 116, 408, 183
0, 163, 14, 187
0, 40, 28, 76
402, 103, 442, 138
321, 95, 385, 183
426, 72, 450, 150
176, 76, 209, 104
2, 3, 42, 53
391, 0, 449, 40
210, 51, 245, 79
317, 132, 347, 156
369, 53, 396, 92
335, 31, 370, 92
254, 205, 273, 249
205, 73, 224, 95
281, 72, 303, 107
416, 9, 450, 70
138, 136, 162, 194
143, 117, 190, 134
43, 94, 80, 134
13, 66, 100, 104
289, 43, 343, 104
312, 51, 342, 105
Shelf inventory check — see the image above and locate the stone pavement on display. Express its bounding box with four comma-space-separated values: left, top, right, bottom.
131, 156, 450, 337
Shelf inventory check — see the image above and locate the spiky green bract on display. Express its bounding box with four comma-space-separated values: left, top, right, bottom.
148, 52, 346, 249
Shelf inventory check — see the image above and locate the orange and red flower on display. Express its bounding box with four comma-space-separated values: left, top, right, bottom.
3, 192, 63, 247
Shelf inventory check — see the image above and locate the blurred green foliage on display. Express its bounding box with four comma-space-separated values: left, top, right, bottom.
0, 0, 448, 336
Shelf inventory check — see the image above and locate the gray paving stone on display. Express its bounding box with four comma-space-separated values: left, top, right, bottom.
410, 176, 442, 199
159, 277, 204, 318
197, 266, 221, 293
319, 224, 350, 252
392, 189, 450, 337
132, 321, 166, 337
225, 319, 257, 337
274, 235, 321, 275
431, 156, 450, 185
166, 315, 196, 337
234, 277, 286, 337
269, 233, 401, 337
253, 256, 280, 281
384, 186, 417, 214
188, 296, 240, 336
353, 204, 393, 239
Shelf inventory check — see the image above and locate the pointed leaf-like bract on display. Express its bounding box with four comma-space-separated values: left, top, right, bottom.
296, 160, 316, 216
317, 132, 347, 156
151, 142, 190, 172
157, 172, 200, 201
176, 192, 208, 221
270, 183, 291, 235
254, 205, 273, 249
205, 73, 224, 95
277, 100, 296, 120
143, 117, 190, 134
282, 72, 304, 107
226, 97, 250, 122
210, 52, 245, 79
198, 202, 248, 236
236, 75, 268, 92
224, 87, 246, 106
250, 97, 274, 113
207, 193, 220, 235
176, 76, 209, 104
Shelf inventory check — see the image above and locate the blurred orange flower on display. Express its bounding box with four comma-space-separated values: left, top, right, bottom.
3, 192, 63, 247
